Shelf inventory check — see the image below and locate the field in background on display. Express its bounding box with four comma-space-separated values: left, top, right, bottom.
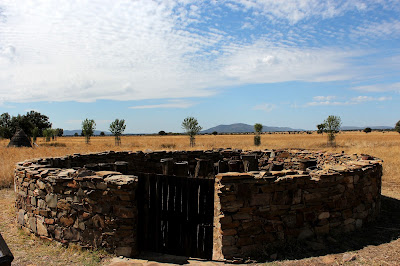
1, 131, 399, 197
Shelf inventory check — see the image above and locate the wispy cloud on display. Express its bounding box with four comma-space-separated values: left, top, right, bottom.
305, 95, 392, 106
0, 1, 397, 104
351, 19, 400, 39
306, 100, 350, 106
351, 96, 392, 102
313, 96, 336, 101
229, 0, 370, 24
350, 82, 400, 92
129, 99, 194, 109
253, 103, 276, 112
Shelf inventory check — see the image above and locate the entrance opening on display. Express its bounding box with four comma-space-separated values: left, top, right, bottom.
137, 173, 215, 260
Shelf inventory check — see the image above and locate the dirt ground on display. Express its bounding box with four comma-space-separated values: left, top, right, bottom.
2, 187, 400, 266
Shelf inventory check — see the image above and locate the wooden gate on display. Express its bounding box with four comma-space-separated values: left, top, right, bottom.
137, 173, 215, 260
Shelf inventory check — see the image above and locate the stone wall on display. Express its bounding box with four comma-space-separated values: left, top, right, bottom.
14, 163, 138, 256
14, 149, 382, 260
14, 150, 238, 257
215, 152, 382, 259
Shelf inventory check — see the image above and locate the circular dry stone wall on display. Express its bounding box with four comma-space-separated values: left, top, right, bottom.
14, 149, 382, 260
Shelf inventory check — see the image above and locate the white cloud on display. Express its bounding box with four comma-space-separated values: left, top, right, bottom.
313, 96, 336, 101
0, 1, 397, 104
306, 94, 392, 106
351, 95, 392, 102
218, 42, 357, 83
350, 82, 400, 92
351, 19, 400, 39
253, 103, 276, 112
228, 0, 371, 24
129, 99, 194, 109
306, 100, 350, 106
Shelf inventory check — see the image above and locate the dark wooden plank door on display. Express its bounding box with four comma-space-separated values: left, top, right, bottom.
138, 173, 214, 260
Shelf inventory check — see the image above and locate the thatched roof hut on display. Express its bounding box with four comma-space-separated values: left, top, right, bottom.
7, 129, 32, 148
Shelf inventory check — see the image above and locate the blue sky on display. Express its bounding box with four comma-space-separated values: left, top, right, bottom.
0, 0, 399, 133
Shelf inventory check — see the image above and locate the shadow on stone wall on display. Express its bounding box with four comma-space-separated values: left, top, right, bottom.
260, 195, 400, 262
119, 196, 400, 264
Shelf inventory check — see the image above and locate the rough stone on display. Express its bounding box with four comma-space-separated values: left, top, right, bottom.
36, 216, 48, 236
298, 228, 314, 240
45, 193, 58, 208
14, 149, 382, 261
104, 175, 137, 186
59, 216, 75, 227
318, 212, 330, 220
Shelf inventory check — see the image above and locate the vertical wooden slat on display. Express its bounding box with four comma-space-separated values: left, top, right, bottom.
138, 173, 215, 260
150, 173, 158, 251
155, 174, 163, 252
167, 175, 177, 255
204, 178, 215, 260
182, 175, 191, 256
158, 176, 169, 252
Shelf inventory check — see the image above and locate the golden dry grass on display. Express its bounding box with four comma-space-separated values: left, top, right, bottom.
1, 131, 400, 265
1, 132, 399, 195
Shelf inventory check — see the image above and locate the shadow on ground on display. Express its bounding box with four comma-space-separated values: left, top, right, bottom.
131, 252, 192, 265
262, 195, 400, 262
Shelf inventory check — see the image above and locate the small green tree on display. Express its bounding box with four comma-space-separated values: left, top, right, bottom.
363, 127, 372, 133
181, 116, 202, 147
100, 131, 105, 136
317, 123, 326, 134
395, 120, 400, 134
158, 130, 166, 136
82, 119, 96, 144
56, 128, 63, 137
254, 123, 263, 146
74, 132, 79, 137
212, 131, 218, 135
109, 119, 126, 146
323, 115, 341, 146
32, 127, 39, 143
42, 128, 53, 142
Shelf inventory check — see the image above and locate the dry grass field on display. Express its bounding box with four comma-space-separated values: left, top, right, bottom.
1, 131, 399, 196
1, 131, 400, 265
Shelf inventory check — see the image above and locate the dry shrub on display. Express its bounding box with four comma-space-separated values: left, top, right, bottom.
160, 143, 176, 149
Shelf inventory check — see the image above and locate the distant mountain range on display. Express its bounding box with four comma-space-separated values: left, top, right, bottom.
63, 130, 111, 136
61, 124, 394, 136
201, 123, 305, 133
341, 126, 393, 131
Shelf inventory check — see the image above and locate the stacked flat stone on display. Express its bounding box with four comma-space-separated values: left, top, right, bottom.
214, 155, 382, 260
14, 149, 382, 260
15, 163, 138, 257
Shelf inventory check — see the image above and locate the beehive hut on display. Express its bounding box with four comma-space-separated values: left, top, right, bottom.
7, 129, 32, 148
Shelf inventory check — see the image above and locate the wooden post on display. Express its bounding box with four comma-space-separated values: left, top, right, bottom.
228, 160, 242, 172
114, 161, 129, 174
195, 159, 213, 178
160, 158, 174, 175
174, 161, 189, 177
241, 154, 258, 172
